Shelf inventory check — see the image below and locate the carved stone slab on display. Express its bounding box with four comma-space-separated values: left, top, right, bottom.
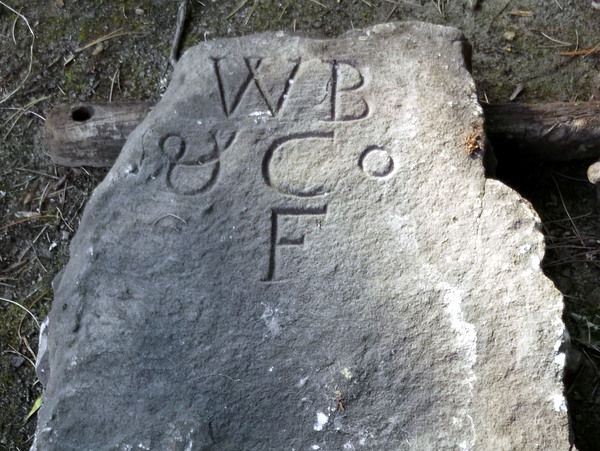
34, 22, 568, 450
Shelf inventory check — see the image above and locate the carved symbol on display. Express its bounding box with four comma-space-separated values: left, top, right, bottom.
262, 132, 335, 198
264, 206, 327, 282
212, 57, 301, 117
328, 60, 369, 122
141, 128, 236, 196
359, 146, 394, 178
162, 133, 217, 196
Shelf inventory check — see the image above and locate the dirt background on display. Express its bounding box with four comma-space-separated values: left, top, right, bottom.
1, 0, 600, 449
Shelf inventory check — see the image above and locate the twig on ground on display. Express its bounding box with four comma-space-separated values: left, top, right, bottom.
21, 336, 37, 365
279, 0, 291, 19
551, 173, 584, 247
540, 32, 572, 47
38, 182, 50, 213
0, 214, 57, 234
10, 9, 18, 44
558, 42, 600, 57
64, 29, 143, 65
382, 0, 422, 5
0, 1, 34, 105
109, 67, 120, 102
509, 10, 533, 16
55, 206, 74, 233
487, 0, 512, 31
544, 215, 595, 225
15, 225, 49, 266
170, 0, 188, 68
67, 196, 87, 227
227, 0, 248, 19
2, 96, 50, 140
31, 246, 47, 274
0, 297, 40, 329
543, 256, 597, 268
14, 167, 59, 180
244, 0, 258, 26
306, 0, 327, 7
431, 0, 446, 17
386, 2, 400, 20
6, 348, 36, 370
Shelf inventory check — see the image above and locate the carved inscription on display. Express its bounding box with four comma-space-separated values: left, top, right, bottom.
212, 57, 301, 117
328, 60, 369, 122
141, 56, 391, 281
359, 146, 394, 178
166, 130, 236, 196
211, 57, 369, 122
262, 132, 334, 198
264, 206, 327, 282
142, 128, 236, 196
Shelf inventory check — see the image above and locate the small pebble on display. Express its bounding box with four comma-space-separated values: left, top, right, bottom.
503, 30, 516, 41
9, 355, 25, 368
587, 161, 600, 184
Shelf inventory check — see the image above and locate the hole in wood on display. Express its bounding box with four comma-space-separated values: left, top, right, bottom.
71, 106, 94, 122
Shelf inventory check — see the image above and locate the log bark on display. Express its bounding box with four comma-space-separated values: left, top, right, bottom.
484, 101, 600, 162
44, 102, 153, 167
44, 101, 600, 167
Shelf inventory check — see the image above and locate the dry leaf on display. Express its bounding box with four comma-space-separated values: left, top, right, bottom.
25, 396, 42, 423
56, 0, 64, 7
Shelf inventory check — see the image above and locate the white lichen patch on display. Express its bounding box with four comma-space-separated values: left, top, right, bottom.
248, 110, 272, 117
529, 254, 541, 270
518, 243, 531, 254
438, 283, 477, 449
554, 353, 566, 369
554, 338, 563, 352
438, 283, 477, 389
314, 412, 328, 431
297, 376, 309, 387
551, 393, 567, 413
260, 303, 281, 336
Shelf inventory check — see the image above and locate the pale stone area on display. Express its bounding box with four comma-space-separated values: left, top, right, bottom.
34, 22, 568, 450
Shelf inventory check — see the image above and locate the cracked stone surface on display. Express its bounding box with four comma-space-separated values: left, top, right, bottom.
33, 22, 569, 450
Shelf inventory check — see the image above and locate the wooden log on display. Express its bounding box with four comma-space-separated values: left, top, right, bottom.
44, 102, 153, 167
484, 101, 600, 162
44, 101, 600, 167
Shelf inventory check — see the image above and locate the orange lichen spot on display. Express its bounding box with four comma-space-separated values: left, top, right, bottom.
465, 133, 483, 155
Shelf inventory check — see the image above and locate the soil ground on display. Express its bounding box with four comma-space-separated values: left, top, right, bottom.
1, 1, 600, 449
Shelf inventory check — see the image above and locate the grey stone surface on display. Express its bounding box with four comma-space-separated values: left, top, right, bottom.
34, 22, 569, 450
